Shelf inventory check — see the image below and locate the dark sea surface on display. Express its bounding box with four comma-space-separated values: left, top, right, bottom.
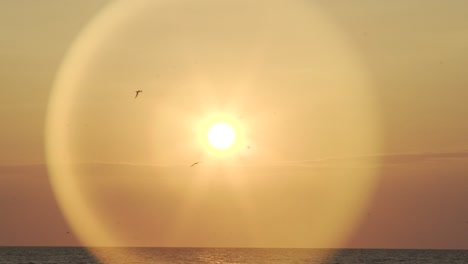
0, 247, 467, 264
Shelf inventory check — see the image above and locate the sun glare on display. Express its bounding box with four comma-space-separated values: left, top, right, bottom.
207, 122, 236, 150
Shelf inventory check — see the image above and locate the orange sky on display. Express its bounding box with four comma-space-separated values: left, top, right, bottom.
0, 0, 467, 249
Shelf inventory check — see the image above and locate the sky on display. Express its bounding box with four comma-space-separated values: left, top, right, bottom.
1, 0, 468, 251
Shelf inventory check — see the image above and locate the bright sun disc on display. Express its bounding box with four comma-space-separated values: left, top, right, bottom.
207, 123, 236, 150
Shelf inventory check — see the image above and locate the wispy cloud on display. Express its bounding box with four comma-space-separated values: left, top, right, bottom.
272, 150, 468, 168
1, 150, 468, 173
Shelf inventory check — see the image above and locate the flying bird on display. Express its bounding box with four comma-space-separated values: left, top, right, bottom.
190, 161, 201, 167
135, 90, 143, 99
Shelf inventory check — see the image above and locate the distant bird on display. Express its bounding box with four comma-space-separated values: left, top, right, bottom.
135, 90, 143, 99
190, 161, 201, 167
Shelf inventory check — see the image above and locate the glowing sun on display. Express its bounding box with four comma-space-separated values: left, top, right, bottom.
207, 122, 236, 150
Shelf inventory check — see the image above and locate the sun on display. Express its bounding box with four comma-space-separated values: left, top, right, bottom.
207, 122, 236, 150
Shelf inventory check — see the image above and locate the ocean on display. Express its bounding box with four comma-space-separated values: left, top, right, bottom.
0, 247, 467, 264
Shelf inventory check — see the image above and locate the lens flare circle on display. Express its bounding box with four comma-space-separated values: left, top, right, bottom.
45, 0, 381, 263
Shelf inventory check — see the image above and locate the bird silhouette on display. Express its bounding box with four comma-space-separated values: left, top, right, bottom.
190, 161, 201, 167
135, 90, 143, 98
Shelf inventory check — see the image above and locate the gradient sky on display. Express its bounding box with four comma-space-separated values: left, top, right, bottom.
1, 0, 468, 250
